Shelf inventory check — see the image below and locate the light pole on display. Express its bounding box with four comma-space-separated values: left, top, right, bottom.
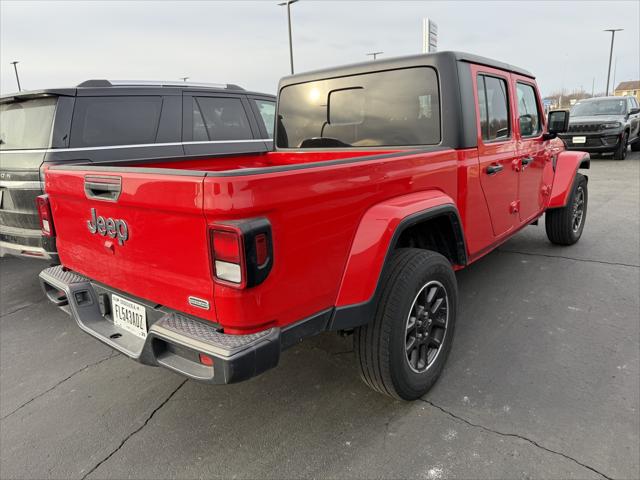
604, 28, 623, 95
278, 0, 299, 74
10, 61, 21, 91
366, 51, 384, 61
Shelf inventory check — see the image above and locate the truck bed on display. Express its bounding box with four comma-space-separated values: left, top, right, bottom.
45, 146, 461, 334
89, 149, 398, 174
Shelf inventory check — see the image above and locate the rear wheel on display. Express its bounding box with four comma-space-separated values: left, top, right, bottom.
545, 173, 588, 245
613, 131, 628, 160
354, 249, 457, 400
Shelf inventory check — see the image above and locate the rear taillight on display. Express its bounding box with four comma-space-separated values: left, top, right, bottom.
36, 194, 55, 237
212, 230, 244, 284
209, 218, 273, 289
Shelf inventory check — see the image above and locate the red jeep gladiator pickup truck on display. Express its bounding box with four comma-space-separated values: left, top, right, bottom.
39, 52, 589, 400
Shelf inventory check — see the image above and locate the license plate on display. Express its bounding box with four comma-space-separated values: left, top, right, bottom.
572, 136, 586, 144
111, 294, 147, 339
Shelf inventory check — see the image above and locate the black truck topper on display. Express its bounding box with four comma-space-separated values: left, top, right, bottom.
277, 51, 534, 151
278, 51, 534, 90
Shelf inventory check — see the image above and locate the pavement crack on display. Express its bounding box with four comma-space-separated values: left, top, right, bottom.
497, 248, 639, 268
81, 378, 188, 480
1, 351, 119, 421
420, 398, 613, 480
0, 297, 48, 318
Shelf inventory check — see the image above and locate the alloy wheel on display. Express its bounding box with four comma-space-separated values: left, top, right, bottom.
405, 280, 449, 373
572, 186, 585, 233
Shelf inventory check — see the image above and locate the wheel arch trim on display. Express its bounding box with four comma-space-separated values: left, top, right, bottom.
548, 151, 590, 209
330, 192, 467, 330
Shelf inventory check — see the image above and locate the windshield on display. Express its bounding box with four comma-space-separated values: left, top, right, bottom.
0, 97, 57, 150
277, 67, 440, 148
571, 98, 627, 117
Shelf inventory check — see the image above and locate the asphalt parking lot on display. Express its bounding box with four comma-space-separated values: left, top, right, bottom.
1, 152, 639, 480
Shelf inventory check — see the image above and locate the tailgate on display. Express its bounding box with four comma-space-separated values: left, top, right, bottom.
45, 167, 215, 321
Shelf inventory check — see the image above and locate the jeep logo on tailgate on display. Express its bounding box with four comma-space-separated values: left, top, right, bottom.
87, 208, 129, 245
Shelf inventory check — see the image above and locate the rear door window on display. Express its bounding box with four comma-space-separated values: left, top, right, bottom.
253, 99, 276, 138
0, 97, 57, 150
477, 74, 510, 141
516, 83, 542, 137
192, 97, 253, 141
70, 96, 162, 147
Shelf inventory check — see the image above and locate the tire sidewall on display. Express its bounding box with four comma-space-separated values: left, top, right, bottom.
615, 132, 628, 160
568, 175, 588, 241
387, 255, 457, 399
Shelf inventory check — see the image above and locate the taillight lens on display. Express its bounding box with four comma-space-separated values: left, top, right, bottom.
36, 194, 55, 237
209, 219, 273, 289
213, 230, 241, 263
211, 229, 244, 285
255, 233, 268, 266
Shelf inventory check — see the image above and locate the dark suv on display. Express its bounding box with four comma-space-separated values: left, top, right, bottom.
0, 80, 275, 260
559, 95, 640, 160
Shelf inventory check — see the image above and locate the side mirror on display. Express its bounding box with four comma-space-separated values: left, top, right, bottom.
630, 107, 640, 115
544, 110, 570, 139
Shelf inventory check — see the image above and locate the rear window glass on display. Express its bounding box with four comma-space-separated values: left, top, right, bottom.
477, 75, 510, 141
70, 96, 162, 147
192, 97, 253, 141
253, 99, 276, 138
277, 67, 440, 148
0, 97, 57, 150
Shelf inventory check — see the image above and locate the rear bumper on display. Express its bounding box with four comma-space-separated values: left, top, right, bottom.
0, 224, 58, 261
0, 240, 58, 261
39, 265, 281, 384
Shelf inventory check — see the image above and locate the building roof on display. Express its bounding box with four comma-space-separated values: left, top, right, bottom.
614, 80, 640, 91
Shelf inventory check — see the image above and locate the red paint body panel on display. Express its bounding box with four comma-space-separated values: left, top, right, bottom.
548, 151, 590, 208
335, 190, 456, 307
46, 170, 216, 321
200, 148, 459, 332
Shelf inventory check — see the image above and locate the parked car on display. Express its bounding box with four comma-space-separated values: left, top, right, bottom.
558, 95, 640, 160
0, 80, 275, 260
39, 52, 589, 400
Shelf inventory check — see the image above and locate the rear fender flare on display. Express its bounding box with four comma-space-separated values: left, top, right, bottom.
331, 191, 466, 330
548, 151, 590, 209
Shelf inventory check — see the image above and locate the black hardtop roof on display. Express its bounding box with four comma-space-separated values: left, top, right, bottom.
1, 80, 274, 102
278, 51, 534, 89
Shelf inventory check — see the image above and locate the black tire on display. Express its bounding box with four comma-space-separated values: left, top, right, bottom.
354, 248, 457, 400
545, 173, 588, 245
613, 131, 628, 160
631, 136, 640, 152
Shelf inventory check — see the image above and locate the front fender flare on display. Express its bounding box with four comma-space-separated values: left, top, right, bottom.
334, 190, 466, 310
548, 151, 589, 209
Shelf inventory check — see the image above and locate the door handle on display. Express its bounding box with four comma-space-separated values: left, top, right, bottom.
521, 156, 533, 166
486, 163, 503, 175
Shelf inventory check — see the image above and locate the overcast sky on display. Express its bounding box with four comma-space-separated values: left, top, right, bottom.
1, 0, 639, 97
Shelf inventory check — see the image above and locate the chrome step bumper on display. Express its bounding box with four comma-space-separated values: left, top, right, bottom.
39, 265, 280, 384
